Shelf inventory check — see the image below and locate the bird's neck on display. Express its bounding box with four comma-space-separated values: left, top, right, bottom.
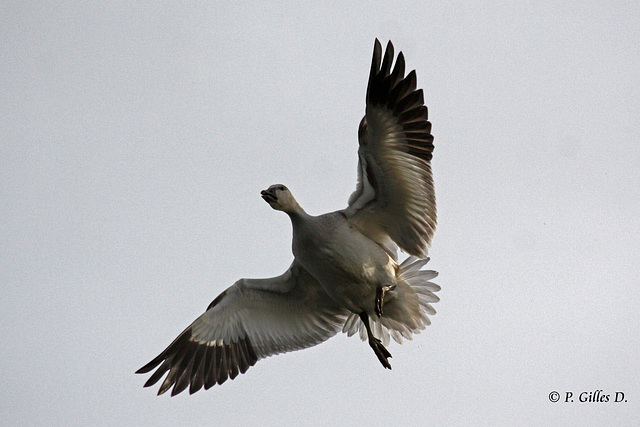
286, 204, 309, 225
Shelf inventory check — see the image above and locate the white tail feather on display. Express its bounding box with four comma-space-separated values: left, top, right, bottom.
342, 256, 439, 346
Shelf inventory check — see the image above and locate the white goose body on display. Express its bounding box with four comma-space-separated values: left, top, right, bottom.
137, 39, 440, 396
289, 210, 395, 316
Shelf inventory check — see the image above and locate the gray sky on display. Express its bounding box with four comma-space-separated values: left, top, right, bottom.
2, 1, 639, 425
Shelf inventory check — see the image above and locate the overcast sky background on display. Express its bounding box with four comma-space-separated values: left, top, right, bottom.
2, 1, 639, 425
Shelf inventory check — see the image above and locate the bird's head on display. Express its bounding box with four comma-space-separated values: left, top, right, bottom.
261, 184, 301, 213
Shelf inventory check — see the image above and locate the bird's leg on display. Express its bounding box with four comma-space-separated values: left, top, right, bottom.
358, 312, 392, 369
375, 285, 396, 317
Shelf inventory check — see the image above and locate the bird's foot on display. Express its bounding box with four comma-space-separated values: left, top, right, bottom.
375, 285, 396, 317
369, 337, 392, 369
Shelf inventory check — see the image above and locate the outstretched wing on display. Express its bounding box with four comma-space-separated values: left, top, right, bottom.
136, 262, 347, 396
344, 39, 436, 258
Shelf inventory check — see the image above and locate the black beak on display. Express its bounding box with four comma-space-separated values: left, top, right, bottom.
261, 189, 277, 203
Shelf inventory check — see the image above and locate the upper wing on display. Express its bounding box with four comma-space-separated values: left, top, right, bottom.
136, 262, 347, 396
344, 39, 436, 258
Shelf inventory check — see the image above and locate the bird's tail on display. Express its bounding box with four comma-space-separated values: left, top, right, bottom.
342, 256, 440, 346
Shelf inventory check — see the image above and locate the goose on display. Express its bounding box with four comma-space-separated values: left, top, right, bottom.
136, 39, 439, 396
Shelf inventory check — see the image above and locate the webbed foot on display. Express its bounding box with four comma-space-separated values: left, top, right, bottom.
369, 336, 392, 369
359, 311, 393, 369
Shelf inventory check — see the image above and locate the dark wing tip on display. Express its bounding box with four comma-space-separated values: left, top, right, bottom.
367, 39, 383, 100
135, 361, 158, 375
207, 288, 229, 310
380, 41, 394, 76
374, 38, 382, 52
365, 40, 434, 161
137, 330, 259, 396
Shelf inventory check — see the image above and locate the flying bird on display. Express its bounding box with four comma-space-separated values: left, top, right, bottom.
137, 39, 439, 396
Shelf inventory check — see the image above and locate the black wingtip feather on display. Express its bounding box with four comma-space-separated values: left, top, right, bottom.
202, 346, 216, 390
367, 40, 383, 102
138, 325, 260, 396
171, 361, 193, 396
136, 329, 191, 375
366, 44, 432, 154
227, 345, 240, 380
380, 41, 394, 77
143, 359, 171, 388
188, 348, 206, 392
389, 52, 405, 90
236, 340, 250, 374
216, 345, 229, 385
136, 356, 163, 375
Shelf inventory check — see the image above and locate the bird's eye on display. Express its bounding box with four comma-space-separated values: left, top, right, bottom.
278, 186, 285, 191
